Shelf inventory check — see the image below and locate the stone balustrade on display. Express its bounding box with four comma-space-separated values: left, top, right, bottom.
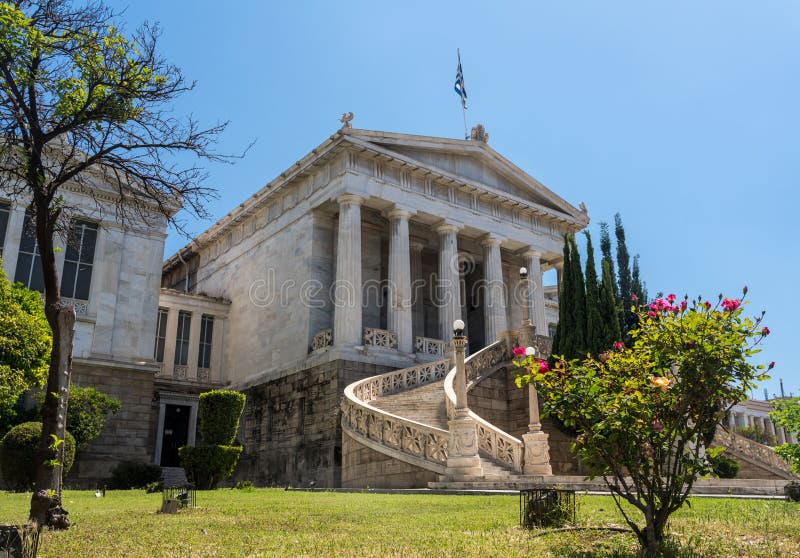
60, 297, 88, 316
715, 427, 796, 479
415, 336, 445, 356
363, 327, 398, 350
342, 358, 453, 473
445, 340, 524, 473
311, 328, 333, 351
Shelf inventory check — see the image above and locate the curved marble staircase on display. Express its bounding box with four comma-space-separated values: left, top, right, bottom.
341, 329, 797, 493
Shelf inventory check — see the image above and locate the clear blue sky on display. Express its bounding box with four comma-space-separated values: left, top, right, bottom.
107, 1, 799, 398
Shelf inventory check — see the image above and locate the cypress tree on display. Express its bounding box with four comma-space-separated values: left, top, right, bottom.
583, 231, 603, 356
599, 259, 622, 349
567, 235, 587, 358
599, 222, 617, 298
615, 213, 634, 334
551, 236, 571, 358
632, 254, 647, 303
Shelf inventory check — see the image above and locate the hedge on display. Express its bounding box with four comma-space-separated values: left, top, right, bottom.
198, 390, 246, 445
0, 422, 75, 491
179, 445, 242, 489
108, 461, 162, 489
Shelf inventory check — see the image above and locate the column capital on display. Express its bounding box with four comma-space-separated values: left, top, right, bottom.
409, 239, 426, 252
435, 221, 462, 235
521, 248, 544, 259
337, 193, 364, 206
386, 207, 414, 221
480, 234, 506, 248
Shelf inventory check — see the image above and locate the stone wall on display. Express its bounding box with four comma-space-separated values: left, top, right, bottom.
67, 361, 156, 487
235, 359, 395, 488
467, 366, 583, 475
341, 432, 438, 488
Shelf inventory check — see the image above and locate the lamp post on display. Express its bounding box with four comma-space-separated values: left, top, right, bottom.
446, 319, 483, 478
520, 267, 532, 327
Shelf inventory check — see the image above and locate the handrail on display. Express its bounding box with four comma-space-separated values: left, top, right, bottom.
715, 427, 797, 479
444, 340, 523, 473
342, 358, 452, 473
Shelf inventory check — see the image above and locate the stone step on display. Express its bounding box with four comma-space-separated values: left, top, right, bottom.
370, 380, 449, 430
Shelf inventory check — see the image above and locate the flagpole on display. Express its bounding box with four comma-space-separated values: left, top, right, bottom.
458, 48, 468, 140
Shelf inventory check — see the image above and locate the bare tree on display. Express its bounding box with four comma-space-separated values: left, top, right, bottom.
0, 0, 230, 527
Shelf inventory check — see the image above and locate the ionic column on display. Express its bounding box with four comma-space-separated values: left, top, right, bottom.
387, 208, 413, 353
482, 235, 507, 342
777, 427, 786, 445
333, 194, 364, 347
436, 223, 462, 345
523, 249, 547, 335
160, 308, 179, 377
410, 240, 425, 342
186, 311, 203, 380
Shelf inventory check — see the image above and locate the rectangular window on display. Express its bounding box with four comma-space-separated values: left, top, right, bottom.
60, 220, 98, 300
197, 314, 214, 369
13, 211, 44, 292
154, 308, 169, 362
174, 311, 192, 366
0, 202, 10, 258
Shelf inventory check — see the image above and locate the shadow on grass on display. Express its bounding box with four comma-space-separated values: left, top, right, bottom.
538, 529, 703, 558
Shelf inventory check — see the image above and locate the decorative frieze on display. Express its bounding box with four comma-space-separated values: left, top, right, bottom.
60, 297, 88, 316
311, 328, 333, 351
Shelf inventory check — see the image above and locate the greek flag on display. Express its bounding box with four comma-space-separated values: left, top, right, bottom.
454, 50, 467, 110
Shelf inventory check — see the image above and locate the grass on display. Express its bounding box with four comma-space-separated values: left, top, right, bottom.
0, 489, 798, 557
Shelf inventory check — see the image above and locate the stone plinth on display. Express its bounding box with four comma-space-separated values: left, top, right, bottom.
446, 416, 483, 476
523, 431, 553, 475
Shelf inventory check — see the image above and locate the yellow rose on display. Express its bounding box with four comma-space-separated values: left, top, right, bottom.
650, 376, 670, 391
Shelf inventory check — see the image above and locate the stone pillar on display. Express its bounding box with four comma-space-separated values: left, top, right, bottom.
447, 329, 482, 477
776, 427, 786, 445
186, 311, 203, 380
160, 308, 179, 377
436, 223, 462, 345
554, 261, 564, 292
1, 205, 26, 277
523, 383, 553, 475
409, 240, 425, 342
482, 235, 507, 342
333, 194, 363, 347
727, 411, 736, 431
387, 208, 413, 353
765, 418, 776, 438
523, 249, 547, 335
519, 267, 531, 326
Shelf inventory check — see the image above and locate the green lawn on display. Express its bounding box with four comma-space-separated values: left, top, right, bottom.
0, 489, 798, 557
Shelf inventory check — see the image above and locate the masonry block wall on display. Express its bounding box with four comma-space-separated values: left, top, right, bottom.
236, 360, 394, 488
341, 433, 438, 488
67, 363, 156, 487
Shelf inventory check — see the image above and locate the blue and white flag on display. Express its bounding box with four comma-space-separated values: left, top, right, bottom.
454, 50, 467, 110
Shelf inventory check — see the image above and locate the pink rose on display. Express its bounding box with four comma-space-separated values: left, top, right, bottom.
769, 361, 775, 370
614, 341, 624, 350
721, 298, 741, 312
513, 347, 526, 357
538, 360, 549, 373
680, 300, 688, 311
704, 301, 711, 309
651, 419, 664, 433
667, 293, 676, 303
762, 327, 770, 336
648, 310, 657, 318
631, 294, 638, 302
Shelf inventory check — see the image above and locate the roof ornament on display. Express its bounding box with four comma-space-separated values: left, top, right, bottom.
579, 202, 588, 214
470, 124, 489, 143
339, 112, 354, 129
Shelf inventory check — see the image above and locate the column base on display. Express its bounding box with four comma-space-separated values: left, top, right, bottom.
446, 417, 483, 477
522, 430, 553, 476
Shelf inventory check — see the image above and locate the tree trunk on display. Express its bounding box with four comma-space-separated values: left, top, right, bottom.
29, 196, 74, 530
29, 306, 75, 530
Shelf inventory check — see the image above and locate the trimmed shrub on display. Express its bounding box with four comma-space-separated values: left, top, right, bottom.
198, 390, 246, 445
63, 386, 121, 448
710, 453, 739, 479
108, 461, 162, 489
0, 422, 75, 491
179, 445, 242, 489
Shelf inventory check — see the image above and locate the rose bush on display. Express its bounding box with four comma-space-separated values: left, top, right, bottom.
514, 288, 770, 557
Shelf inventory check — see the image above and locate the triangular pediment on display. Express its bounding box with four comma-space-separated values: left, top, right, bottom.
342, 130, 584, 221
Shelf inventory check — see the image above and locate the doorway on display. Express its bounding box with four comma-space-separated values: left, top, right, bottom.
160, 404, 191, 467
